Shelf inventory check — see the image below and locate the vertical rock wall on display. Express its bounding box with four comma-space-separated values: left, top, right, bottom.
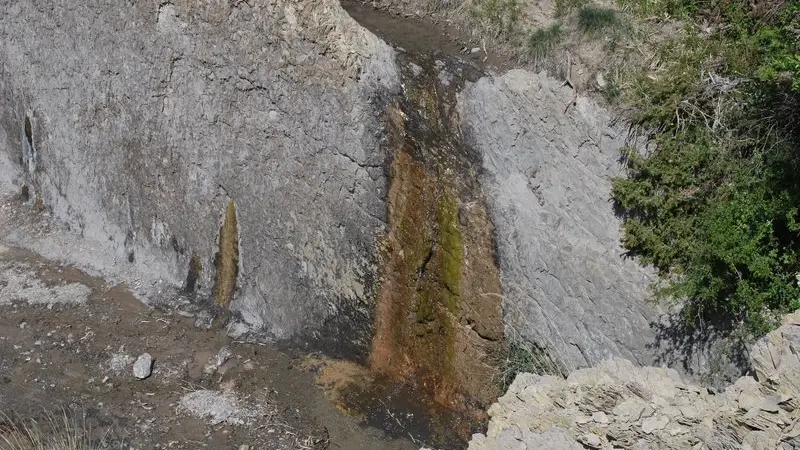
0, 0, 399, 356
460, 70, 660, 371
2, 0, 676, 389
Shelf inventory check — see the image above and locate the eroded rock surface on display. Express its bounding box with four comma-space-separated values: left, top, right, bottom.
470, 311, 800, 450
0, 0, 398, 355
2, 0, 685, 427
460, 70, 659, 371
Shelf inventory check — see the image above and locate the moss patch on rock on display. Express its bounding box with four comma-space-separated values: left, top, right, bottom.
213, 200, 238, 308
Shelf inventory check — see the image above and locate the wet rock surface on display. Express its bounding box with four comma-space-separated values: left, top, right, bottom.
470, 311, 800, 450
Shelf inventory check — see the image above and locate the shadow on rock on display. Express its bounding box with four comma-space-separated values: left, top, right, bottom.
648, 310, 750, 387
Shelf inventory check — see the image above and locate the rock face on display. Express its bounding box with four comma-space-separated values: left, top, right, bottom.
459, 70, 658, 371
2, 0, 666, 392
0, 0, 398, 355
470, 311, 800, 450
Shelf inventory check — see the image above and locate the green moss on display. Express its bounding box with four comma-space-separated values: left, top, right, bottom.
412, 191, 463, 323
213, 200, 239, 307
437, 191, 463, 312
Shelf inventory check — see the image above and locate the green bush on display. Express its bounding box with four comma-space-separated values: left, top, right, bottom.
613, 0, 800, 339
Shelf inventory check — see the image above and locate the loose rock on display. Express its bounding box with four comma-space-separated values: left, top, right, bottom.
469, 310, 800, 449
133, 353, 153, 379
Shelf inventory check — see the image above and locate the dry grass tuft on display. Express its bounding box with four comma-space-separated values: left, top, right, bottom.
0, 411, 103, 450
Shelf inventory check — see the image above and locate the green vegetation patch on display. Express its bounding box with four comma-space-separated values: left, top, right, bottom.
527, 24, 564, 60
577, 6, 621, 33
469, 0, 523, 39
494, 342, 563, 390
213, 200, 239, 308
437, 191, 463, 311
554, 0, 590, 17
612, 0, 800, 339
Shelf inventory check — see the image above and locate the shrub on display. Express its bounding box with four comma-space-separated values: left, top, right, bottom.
494, 342, 563, 390
612, 0, 800, 339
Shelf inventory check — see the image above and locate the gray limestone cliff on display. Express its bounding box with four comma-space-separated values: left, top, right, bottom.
1, 0, 668, 375
0, 0, 398, 356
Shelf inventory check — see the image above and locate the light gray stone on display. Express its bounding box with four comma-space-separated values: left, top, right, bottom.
214, 346, 233, 367
641, 415, 669, 434
579, 433, 602, 448
470, 315, 800, 450
614, 398, 647, 422
133, 353, 153, 380
592, 411, 610, 424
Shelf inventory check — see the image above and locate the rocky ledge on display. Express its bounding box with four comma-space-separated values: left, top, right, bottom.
470, 311, 800, 450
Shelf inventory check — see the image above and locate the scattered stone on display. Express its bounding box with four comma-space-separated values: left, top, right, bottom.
214, 346, 233, 367
133, 353, 153, 379
194, 310, 213, 330
761, 395, 780, 413
108, 352, 135, 374
595, 72, 607, 88
226, 322, 249, 339
614, 398, 646, 422
469, 310, 800, 450
203, 346, 234, 375
178, 390, 267, 426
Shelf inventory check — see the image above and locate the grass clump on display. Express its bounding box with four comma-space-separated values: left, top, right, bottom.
494, 342, 563, 390
554, 0, 589, 17
527, 24, 564, 60
577, 6, 621, 33
470, 0, 523, 40
0, 411, 103, 450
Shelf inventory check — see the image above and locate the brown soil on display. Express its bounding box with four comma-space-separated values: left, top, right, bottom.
0, 244, 417, 450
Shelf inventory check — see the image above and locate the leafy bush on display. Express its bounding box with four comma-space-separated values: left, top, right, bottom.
613, 0, 800, 338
